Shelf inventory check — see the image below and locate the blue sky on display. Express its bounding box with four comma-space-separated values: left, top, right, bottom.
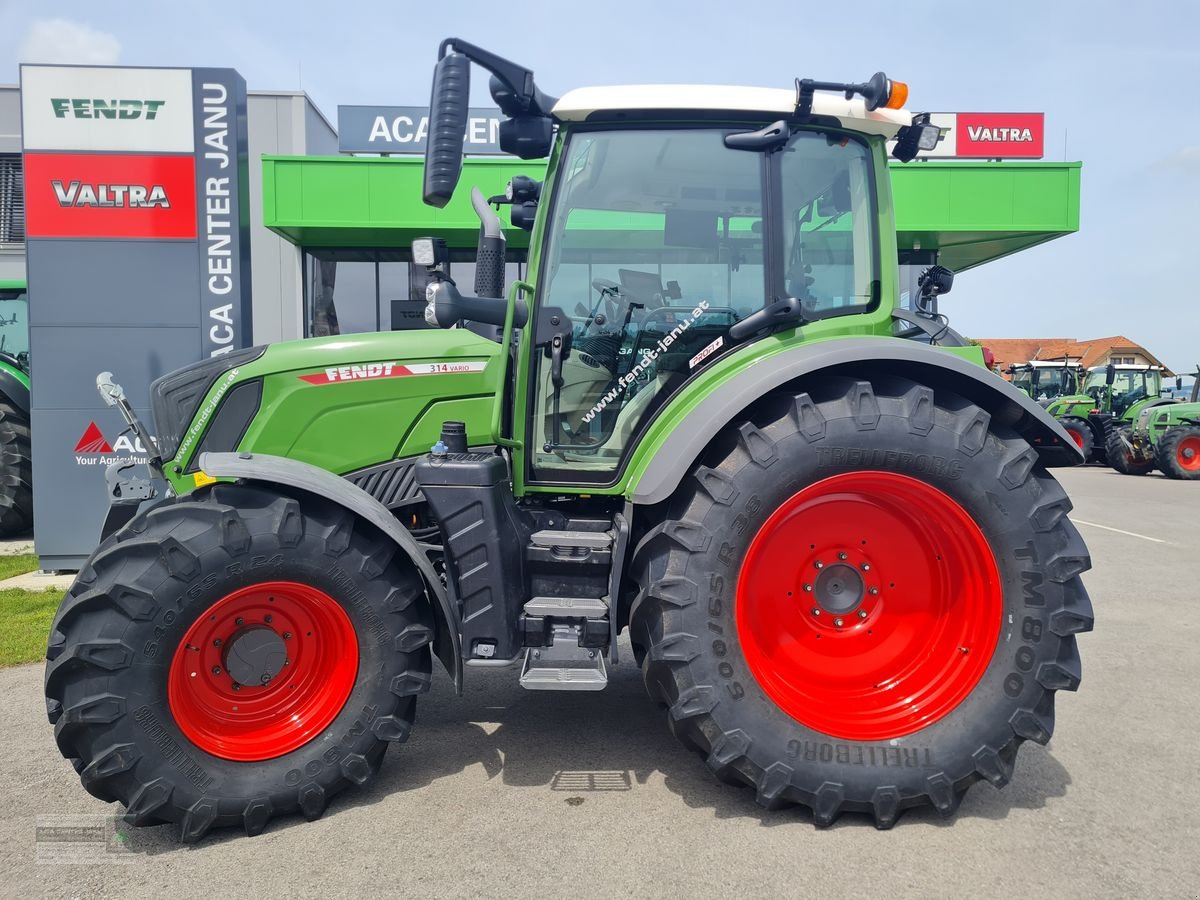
2, 0, 1197, 369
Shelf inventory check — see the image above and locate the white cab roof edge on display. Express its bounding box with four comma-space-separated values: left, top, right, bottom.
551, 85, 911, 138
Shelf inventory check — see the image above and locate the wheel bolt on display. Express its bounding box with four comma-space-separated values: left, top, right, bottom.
834, 617, 844, 627
260, 674, 272, 685
811, 608, 821, 616
212, 638, 222, 647
858, 609, 868, 619
235, 617, 244, 626
264, 614, 273, 624
814, 561, 824, 570
211, 666, 221, 675
838, 552, 848, 560
860, 563, 871, 572
283, 631, 292, 640
869, 587, 879, 596
231, 682, 241, 691
803, 584, 813, 593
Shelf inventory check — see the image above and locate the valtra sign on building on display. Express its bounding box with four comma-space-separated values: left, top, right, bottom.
20, 64, 253, 568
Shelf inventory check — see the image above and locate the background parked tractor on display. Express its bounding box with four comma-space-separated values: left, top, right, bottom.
1107, 368, 1200, 478
0, 280, 32, 536
1007, 360, 1082, 407
44, 41, 1091, 839
1045, 363, 1173, 463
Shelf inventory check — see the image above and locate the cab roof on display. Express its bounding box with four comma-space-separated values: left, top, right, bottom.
551, 85, 910, 138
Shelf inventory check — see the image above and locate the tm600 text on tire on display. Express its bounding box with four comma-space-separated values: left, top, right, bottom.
631, 376, 1093, 827
45, 483, 433, 841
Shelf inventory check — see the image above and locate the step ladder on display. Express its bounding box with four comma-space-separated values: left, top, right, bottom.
518, 596, 608, 691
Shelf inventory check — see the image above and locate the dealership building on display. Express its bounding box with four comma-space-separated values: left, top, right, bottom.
0, 67, 1080, 567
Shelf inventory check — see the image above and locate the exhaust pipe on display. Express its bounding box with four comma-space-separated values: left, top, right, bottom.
471, 187, 506, 299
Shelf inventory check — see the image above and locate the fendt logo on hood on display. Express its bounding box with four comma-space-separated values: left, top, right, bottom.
52, 180, 171, 209
50, 98, 166, 121
73, 422, 155, 466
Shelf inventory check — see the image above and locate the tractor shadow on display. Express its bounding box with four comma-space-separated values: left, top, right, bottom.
121, 647, 1072, 849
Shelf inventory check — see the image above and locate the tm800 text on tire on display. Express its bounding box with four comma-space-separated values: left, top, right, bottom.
44, 483, 433, 841
630, 375, 1093, 827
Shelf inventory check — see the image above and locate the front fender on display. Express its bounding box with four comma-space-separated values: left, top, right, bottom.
628, 337, 1083, 505
199, 451, 461, 692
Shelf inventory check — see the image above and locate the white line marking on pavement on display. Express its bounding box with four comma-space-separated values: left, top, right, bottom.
1073, 519, 1168, 544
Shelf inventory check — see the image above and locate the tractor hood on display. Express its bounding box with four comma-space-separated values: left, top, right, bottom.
163, 328, 504, 487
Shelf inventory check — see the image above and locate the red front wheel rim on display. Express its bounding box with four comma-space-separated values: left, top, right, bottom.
168, 581, 359, 761
1067, 428, 1085, 449
735, 472, 1003, 742
1177, 436, 1200, 471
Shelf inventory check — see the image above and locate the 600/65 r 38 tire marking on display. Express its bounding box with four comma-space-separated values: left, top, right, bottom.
168, 581, 359, 762
736, 471, 1002, 742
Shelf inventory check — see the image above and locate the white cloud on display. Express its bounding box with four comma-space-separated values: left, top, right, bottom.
17, 19, 121, 66
1152, 145, 1200, 173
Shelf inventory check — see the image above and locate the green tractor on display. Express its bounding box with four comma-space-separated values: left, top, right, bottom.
0, 280, 33, 536
1045, 363, 1173, 463
45, 41, 1092, 839
1107, 369, 1200, 478
1007, 360, 1082, 407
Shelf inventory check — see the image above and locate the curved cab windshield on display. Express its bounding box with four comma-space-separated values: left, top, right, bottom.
530, 127, 876, 479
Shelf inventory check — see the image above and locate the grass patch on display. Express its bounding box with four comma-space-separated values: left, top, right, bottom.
0, 588, 64, 667
0, 553, 39, 581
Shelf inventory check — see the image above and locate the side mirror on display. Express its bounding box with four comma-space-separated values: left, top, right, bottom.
1177, 377, 1184, 391
422, 52, 471, 208
1105, 363, 1116, 386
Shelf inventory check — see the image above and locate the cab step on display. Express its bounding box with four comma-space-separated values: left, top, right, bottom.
529, 529, 613, 550
523, 596, 608, 617
519, 623, 608, 691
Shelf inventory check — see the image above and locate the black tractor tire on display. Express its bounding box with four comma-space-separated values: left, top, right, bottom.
630, 375, 1093, 828
45, 483, 434, 841
1105, 425, 1154, 476
1057, 416, 1093, 463
1156, 426, 1200, 480
0, 399, 33, 536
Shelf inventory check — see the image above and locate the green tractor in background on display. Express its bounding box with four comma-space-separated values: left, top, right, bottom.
1107, 369, 1200, 478
1045, 363, 1173, 463
0, 280, 33, 536
44, 40, 1092, 839
1007, 360, 1082, 407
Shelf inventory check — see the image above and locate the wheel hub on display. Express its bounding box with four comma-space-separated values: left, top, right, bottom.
223, 626, 288, 687
812, 562, 866, 615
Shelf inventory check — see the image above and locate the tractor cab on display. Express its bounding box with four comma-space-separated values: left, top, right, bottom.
0, 281, 29, 375
1009, 360, 1081, 404
1082, 364, 1163, 416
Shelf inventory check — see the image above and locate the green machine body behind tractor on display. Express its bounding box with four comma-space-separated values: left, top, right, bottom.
1045, 363, 1173, 463
1007, 360, 1082, 407
1107, 369, 1200, 478
45, 41, 1092, 839
0, 280, 32, 536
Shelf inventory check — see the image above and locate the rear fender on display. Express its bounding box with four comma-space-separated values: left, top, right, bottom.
629, 337, 1083, 505
199, 451, 461, 692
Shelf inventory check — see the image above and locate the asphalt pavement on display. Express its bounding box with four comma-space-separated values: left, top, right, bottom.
0, 466, 1196, 898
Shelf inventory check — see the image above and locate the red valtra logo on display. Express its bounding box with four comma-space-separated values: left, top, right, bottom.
74, 422, 113, 454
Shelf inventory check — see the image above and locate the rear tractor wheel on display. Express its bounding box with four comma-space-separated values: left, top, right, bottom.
1156, 426, 1200, 480
1105, 425, 1154, 476
45, 484, 433, 840
1057, 416, 1093, 463
631, 376, 1093, 827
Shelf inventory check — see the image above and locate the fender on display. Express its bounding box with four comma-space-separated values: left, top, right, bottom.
0, 366, 30, 417
199, 451, 462, 692
630, 336, 1083, 505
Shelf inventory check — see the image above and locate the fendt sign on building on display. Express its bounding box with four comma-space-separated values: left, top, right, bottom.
21, 64, 252, 568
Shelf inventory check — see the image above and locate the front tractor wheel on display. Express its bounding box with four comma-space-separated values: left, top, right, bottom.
1105, 425, 1154, 476
1057, 415, 1093, 462
45, 484, 433, 841
1156, 426, 1200, 480
631, 376, 1093, 827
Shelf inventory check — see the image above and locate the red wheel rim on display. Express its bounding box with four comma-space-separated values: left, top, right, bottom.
168, 581, 358, 761
1066, 428, 1084, 449
735, 472, 1002, 741
1177, 436, 1200, 471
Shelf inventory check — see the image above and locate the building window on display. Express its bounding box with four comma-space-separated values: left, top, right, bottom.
302, 248, 527, 337
0, 155, 24, 244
